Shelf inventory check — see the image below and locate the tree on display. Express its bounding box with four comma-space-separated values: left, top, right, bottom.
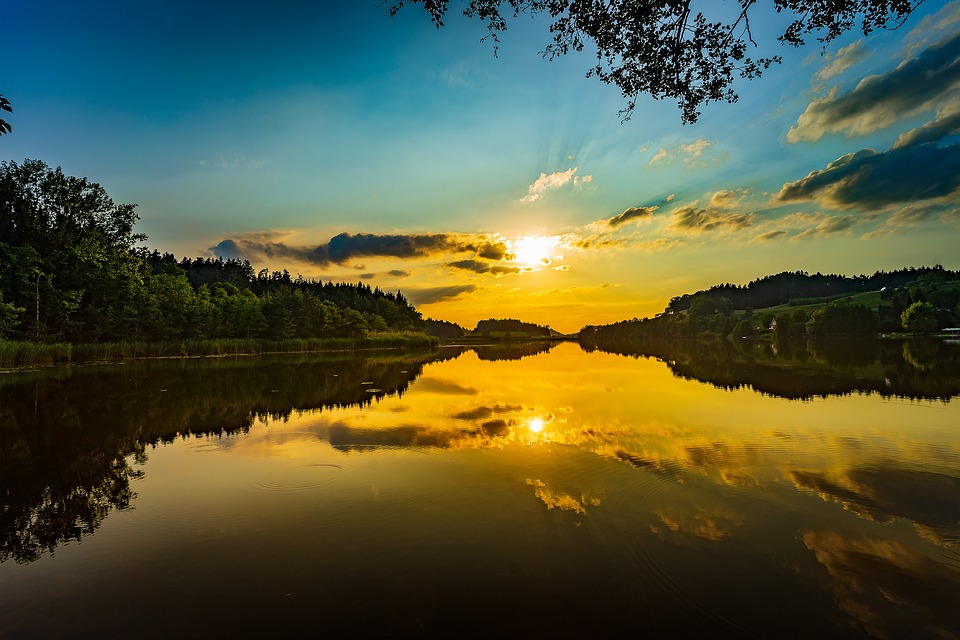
806, 301, 877, 338
900, 301, 936, 334
0, 94, 11, 135
390, 0, 921, 123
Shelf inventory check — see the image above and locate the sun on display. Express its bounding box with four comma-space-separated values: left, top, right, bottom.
511, 235, 555, 266
528, 418, 544, 433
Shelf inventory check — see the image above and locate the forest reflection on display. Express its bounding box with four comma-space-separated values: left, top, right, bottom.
1, 339, 958, 568
584, 337, 960, 400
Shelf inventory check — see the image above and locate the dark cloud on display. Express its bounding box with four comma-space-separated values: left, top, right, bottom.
404, 284, 478, 306
208, 238, 327, 264
452, 404, 522, 421
605, 206, 654, 228
789, 31, 960, 142
802, 530, 960, 640
359, 273, 376, 280
448, 259, 521, 276
776, 143, 960, 210
792, 468, 960, 541
670, 205, 755, 232
209, 232, 508, 267
410, 377, 478, 395
388, 269, 410, 278
893, 105, 960, 149
474, 241, 511, 260
327, 232, 457, 262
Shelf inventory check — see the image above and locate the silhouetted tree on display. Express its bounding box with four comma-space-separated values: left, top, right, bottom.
389, 0, 921, 122
0, 95, 11, 135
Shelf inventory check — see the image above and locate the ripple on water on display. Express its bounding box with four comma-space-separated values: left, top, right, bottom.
256, 463, 346, 493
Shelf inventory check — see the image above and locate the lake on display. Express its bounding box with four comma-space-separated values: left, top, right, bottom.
2, 341, 959, 638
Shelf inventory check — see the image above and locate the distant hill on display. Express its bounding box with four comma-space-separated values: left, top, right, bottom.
581, 266, 960, 344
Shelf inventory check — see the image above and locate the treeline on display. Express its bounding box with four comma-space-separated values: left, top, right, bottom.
0, 160, 425, 344
581, 268, 960, 345
665, 268, 956, 314
474, 318, 552, 336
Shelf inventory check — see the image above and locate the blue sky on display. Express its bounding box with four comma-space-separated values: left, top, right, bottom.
4, 1, 959, 332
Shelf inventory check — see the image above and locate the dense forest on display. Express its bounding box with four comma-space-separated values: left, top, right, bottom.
0, 160, 425, 344
581, 268, 960, 346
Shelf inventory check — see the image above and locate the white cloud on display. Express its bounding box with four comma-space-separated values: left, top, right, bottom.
520, 167, 579, 203
648, 139, 716, 167
815, 40, 870, 82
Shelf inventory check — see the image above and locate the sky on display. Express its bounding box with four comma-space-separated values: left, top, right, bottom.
3, 0, 960, 333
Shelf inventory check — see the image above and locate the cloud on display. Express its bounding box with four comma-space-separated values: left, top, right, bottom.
775, 143, 960, 210
604, 206, 655, 228
649, 148, 668, 164
572, 235, 626, 250
893, 99, 960, 149
207, 155, 267, 170
904, 1, 960, 56
388, 269, 410, 278
520, 167, 578, 202
802, 530, 960, 640
648, 139, 716, 167
814, 40, 870, 82
708, 189, 749, 209
792, 215, 858, 240
209, 231, 509, 267
749, 229, 789, 243
669, 204, 755, 232
447, 259, 521, 277
403, 284, 478, 306
788, 31, 960, 142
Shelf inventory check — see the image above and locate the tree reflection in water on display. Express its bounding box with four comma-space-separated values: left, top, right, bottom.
2, 341, 958, 638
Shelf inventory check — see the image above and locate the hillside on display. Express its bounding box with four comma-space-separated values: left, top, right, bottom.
581, 267, 960, 345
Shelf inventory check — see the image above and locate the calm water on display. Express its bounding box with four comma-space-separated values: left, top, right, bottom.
1, 342, 959, 638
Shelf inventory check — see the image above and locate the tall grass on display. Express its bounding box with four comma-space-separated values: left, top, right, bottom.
0, 341, 73, 367
0, 332, 438, 368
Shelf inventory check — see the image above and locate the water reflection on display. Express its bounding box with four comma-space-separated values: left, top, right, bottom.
0, 349, 445, 563
1, 342, 958, 637
583, 337, 960, 400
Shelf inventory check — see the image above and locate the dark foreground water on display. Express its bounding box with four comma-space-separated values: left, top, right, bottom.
1, 342, 958, 638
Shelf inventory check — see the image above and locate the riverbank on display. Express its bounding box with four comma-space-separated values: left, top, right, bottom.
0, 332, 438, 369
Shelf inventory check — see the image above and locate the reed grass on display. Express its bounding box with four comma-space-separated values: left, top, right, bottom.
0, 332, 438, 368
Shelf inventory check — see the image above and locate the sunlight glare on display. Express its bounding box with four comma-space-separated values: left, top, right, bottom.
528, 417, 544, 433
511, 236, 555, 266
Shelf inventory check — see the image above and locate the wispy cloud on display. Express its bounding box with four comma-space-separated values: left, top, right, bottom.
649, 139, 716, 167
669, 204, 755, 232
520, 167, 583, 202
749, 229, 789, 243
708, 189, 750, 210
814, 40, 870, 82
200, 155, 268, 170
404, 284, 478, 306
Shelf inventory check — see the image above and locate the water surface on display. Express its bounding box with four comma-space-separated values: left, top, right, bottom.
1, 343, 958, 638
